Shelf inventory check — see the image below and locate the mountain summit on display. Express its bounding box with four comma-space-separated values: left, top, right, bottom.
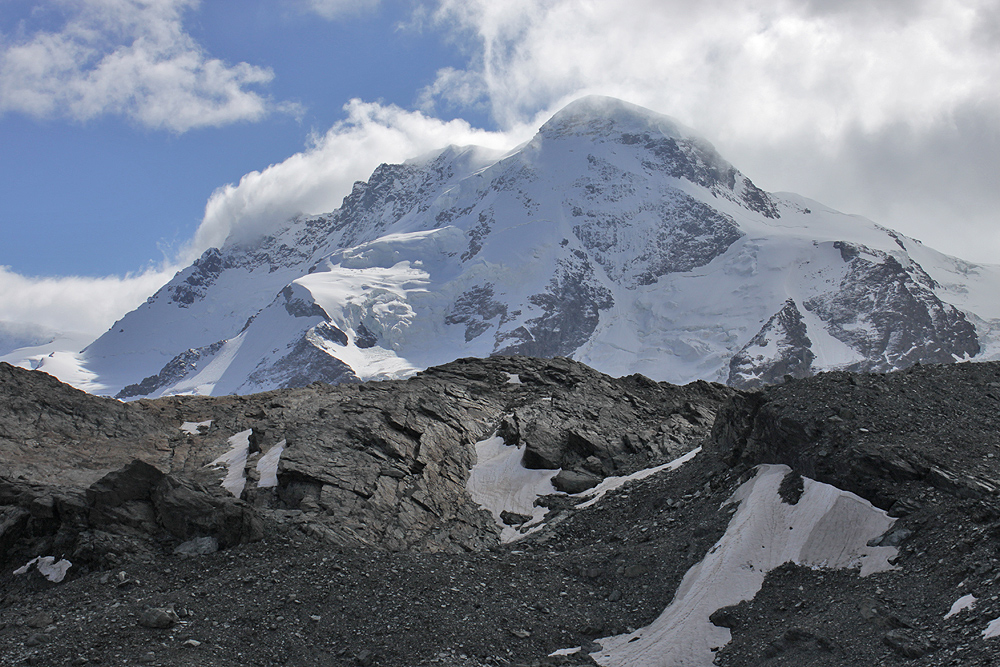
47, 96, 1000, 398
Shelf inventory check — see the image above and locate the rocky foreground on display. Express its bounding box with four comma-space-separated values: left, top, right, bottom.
1, 357, 1000, 666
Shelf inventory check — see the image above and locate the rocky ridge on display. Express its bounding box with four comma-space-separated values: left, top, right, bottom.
3, 359, 1000, 666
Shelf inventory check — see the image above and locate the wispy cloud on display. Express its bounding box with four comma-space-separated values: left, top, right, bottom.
305, 0, 381, 20
0, 265, 178, 338
188, 98, 534, 256
0, 0, 297, 132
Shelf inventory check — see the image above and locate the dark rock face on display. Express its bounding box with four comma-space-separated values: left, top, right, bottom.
494, 358, 727, 477
708, 361, 1000, 510
572, 187, 745, 287
1, 459, 262, 572
804, 242, 980, 373
729, 298, 815, 388
495, 256, 615, 358
0, 358, 731, 559
116, 341, 226, 399
445, 284, 508, 342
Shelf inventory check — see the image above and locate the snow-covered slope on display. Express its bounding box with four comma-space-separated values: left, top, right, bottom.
70, 96, 1000, 397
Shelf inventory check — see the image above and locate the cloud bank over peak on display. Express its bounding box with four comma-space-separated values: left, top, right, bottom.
420, 0, 1000, 264
186, 99, 535, 257
0, 0, 298, 132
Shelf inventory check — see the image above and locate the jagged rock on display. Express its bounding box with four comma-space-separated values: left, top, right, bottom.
707, 362, 1000, 509
552, 470, 601, 494
709, 607, 739, 629
500, 511, 532, 526
25, 613, 53, 629
151, 475, 263, 548
173, 536, 219, 556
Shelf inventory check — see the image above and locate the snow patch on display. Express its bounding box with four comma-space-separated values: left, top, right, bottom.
985, 617, 1000, 639
591, 464, 898, 667
945, 594, 977, 619
180, 420, 212, 435
256, 439, 286, 488
210, 429, 252, 497
575, 447, 701, 510
506, 373, 522, 384
14, 556, 72, 583
466, 434, 561, 543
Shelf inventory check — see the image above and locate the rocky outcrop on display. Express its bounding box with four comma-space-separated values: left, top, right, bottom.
728, 298, 815, 388
1, 459, 262, 573
708, 361, 1000, 509
0, 357, 732, 562
804, 242, 980, 373
7, 357, 1000, 667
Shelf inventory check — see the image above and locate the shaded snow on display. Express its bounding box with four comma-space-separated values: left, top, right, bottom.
575, 447, 700, 510
591, 464, 898, 667
210, 430, 252, 497
180, 420, 212, 435
985, 617, 1000, 639
256, 439, 286, 488
14, 556, 72, 583
466, 434, 561, 543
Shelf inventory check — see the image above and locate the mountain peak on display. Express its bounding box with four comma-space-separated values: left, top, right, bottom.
539, 95, 689, 141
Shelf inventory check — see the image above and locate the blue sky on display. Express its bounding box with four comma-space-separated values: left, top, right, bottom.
2, 0, 999, 335
2, 0, 481, 277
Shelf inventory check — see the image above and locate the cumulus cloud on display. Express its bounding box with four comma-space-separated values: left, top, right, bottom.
0, 265, 178, 337
422, 0, 1000, 263
0, 0, 295, 132
187, 98, 534, 255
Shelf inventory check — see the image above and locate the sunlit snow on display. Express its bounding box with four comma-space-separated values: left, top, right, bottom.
945, 594, 977, 619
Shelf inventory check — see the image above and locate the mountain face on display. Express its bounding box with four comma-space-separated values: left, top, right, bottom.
54, 96, 1000, 398
3, 358, 1000, 666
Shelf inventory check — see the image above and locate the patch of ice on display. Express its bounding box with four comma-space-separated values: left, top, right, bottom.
180, 420, 213, 435
591, 464, 898, 667
466, 433, 561, 543
985, 617, 1000, 639
210, 429, 252, 497
256, 439, 286, 488
945, 594, 977, 619
575, 447, 701, 510
14, 556, 72, 583
549, 647, 582, 656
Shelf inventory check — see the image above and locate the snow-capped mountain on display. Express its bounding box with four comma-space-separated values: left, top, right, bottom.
58, 96, 1000, 398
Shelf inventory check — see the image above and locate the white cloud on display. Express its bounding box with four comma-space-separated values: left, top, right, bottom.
0, 265, 177, 337
423, 0, 1000, 264
305, 0, 381, 19
187, 98, 534, 256
0, 0, 294, 132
